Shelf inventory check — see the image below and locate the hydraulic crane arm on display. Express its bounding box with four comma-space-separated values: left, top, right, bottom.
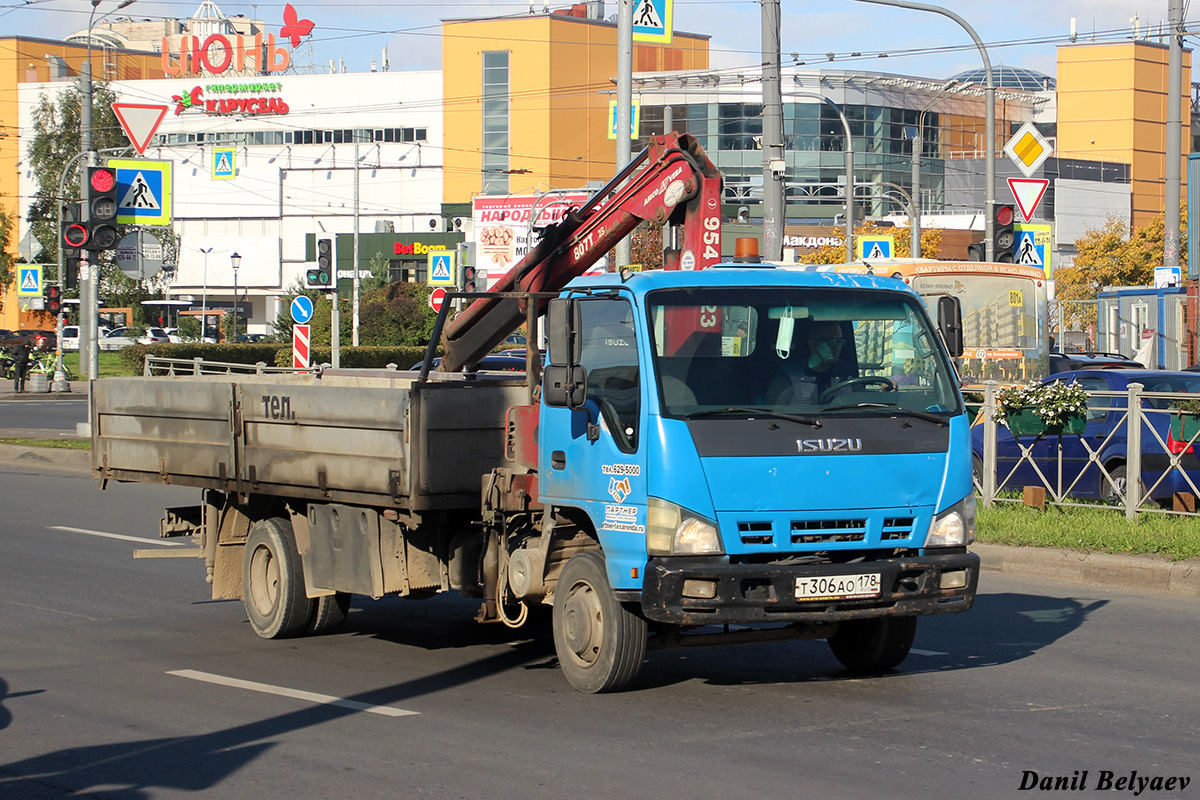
437, 132, 723, 373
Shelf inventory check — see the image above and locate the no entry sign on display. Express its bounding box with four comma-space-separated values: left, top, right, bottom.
429, 287, 447, 313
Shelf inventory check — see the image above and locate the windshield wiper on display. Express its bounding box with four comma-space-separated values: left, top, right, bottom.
684, 407, 822, 427
823, 402, 948, 426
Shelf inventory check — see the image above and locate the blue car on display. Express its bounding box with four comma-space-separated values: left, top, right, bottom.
973, 369, 1200, 503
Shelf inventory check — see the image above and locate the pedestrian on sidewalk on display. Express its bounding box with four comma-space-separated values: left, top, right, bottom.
12, 342, 30, 393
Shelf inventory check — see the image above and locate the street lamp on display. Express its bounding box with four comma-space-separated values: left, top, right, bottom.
854, 0, 995, 260
230, 252, 241, 343
198, 246, 213, 340
792, 88, 854, 263
911, 79, 959, 258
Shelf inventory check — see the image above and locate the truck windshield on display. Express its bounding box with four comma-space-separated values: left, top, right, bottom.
647, 287, 962, 419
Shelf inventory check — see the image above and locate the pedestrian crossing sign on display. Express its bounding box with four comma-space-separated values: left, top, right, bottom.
212, 148, 236, 180
428, 250, 456, 287
856, 235, 894, 260
632, 0, 673, 43
111, 159, 172, 226
17, 265, 42, 297
1013, 223, 1053, 277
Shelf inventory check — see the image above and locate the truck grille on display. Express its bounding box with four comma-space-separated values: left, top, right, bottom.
729, 515, 920, 549
790, 518, 867, 544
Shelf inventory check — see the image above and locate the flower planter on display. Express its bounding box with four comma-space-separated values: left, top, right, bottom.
1170, 411, 1200, 443
1004, 407, 1086, 437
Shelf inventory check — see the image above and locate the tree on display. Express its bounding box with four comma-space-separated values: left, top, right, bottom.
800, 222, 943, 265
1056, 205, 1188, 330
0, 205, 15, 312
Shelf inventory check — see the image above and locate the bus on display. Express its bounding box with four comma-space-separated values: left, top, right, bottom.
796, 259, 1050, 388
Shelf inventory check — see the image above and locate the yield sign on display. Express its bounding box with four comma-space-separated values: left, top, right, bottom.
1008, 177, 1050, 222
112, 103, 169, 155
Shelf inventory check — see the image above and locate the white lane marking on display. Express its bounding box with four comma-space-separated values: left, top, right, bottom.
167, 669, 420, 718
48, 525, 187, 546
909, 648, 948, 657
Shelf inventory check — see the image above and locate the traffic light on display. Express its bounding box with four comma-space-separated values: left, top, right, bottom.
64, 257, 78, 291
45, 285, 62, 315
86, 166, 119, 251
61, 202, 85, 256
994, 203, 1016, 263
306, 238, 333, 288
966, 240, 985, 261
463, 266, 478, 293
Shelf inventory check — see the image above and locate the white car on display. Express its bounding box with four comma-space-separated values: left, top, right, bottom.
164, 327, 218, 344
61, 325, 80, 351
99, 326, 170, 351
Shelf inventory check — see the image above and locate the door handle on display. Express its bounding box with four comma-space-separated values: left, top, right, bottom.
551, 450, 566, 470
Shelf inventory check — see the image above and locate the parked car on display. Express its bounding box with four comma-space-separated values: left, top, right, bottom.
238, 333, 272, 343
10, 329, 58, 352
1047, 351, 1142, 373
61, 325, 80, 352
164, 327, 217, 344
99, 326, 170, 351
973, 369, 1200, 503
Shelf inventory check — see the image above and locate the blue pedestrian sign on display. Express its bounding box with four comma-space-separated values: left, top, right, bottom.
428, 251, 456, 287
856, 235, 894, 260
632, 0, 673, 43
17, 265, 42, 297
111, 159, 172, 226
290, 295, 314, 325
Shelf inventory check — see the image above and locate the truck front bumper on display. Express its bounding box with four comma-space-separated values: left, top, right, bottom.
640, 550, 979, 626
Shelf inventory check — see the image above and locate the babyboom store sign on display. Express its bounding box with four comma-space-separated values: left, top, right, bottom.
161, 3, 314, 77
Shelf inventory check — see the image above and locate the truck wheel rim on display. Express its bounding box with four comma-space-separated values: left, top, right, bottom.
561, 580, 604, 667
249, 545, 279, 617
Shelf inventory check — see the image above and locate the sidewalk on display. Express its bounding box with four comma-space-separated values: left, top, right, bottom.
0, 380, 90, 401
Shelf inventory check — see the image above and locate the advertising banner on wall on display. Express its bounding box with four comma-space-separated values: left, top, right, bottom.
471, 193, 592, 284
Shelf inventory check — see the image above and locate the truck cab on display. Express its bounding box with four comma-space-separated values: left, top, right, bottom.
536, 266, 978, 690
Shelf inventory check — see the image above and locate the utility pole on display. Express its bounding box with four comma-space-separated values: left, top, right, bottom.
1164, 0, 1183, 268
615, 0, 633, 269
760, 0, 785, 261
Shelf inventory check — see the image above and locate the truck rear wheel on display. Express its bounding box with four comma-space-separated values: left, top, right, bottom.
243, 517, 314, 639
828, 615, 918, 674
552, 551, 647, 693
306, 592, 351, 635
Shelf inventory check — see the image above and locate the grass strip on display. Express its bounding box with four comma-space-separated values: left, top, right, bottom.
0, 437, 91, 450
978, 502, 1200, 562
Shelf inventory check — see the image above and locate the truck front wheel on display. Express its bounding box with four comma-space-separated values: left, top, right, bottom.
828, 615, 918, 674
243, 517, 314, 639
552, 551, 647, 693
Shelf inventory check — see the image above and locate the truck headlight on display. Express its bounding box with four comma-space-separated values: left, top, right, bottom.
646, 497, 723, 555
926, 495, 976, 547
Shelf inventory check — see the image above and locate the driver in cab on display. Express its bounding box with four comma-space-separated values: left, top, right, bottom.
768, 320, 856, 405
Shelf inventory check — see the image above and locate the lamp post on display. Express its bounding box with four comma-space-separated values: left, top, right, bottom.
793, 89, 854, 263
854, 0, 994, 260
912, 79, 959, 258
198, 246, 213, 341
230, 252, 241, 343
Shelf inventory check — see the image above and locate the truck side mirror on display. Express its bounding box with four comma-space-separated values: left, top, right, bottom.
543, 365, 589, 408
547, 298, 582, 367
937, 296, 963, 357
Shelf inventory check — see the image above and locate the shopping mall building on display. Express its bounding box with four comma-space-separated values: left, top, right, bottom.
0, 2, 1190, 334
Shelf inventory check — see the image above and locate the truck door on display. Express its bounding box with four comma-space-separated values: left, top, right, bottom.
540, 296, 647, 589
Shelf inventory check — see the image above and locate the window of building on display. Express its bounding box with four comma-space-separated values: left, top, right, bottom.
482, 50, 510, 194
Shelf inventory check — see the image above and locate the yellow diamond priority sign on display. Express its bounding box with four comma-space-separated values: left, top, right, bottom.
1004, 122, 1053, 178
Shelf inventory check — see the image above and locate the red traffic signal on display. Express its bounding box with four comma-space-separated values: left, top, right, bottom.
86, 166, 120, 251
62, 221, 88, 249
89, 166, 116, 193
45, 285, 62, 315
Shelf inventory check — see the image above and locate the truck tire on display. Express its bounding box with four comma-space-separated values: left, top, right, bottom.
306, 592, 351, 635
552, 551, 647, 693
828, 615, 918, 674
242, 517, 314, 639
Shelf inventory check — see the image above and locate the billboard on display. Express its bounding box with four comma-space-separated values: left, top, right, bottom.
471, 193, 592, 284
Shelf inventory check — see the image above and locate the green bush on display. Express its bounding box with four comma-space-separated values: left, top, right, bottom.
120, 343, 292, 374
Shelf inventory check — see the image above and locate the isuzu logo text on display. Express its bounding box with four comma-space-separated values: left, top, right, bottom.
797, 438, 863, 453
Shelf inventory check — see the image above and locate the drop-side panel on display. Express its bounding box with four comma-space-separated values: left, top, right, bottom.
414, 381, 529, 499
240, 382, 409, 498
93, 378, 236, 482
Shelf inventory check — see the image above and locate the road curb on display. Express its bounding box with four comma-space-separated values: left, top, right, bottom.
973, 543, 1200, 596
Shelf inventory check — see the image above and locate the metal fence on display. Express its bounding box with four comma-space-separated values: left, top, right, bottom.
977, 380, 1200, 520
143, 356, 317, 377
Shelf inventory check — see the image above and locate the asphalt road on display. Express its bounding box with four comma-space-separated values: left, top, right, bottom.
1, 465, 1198, 799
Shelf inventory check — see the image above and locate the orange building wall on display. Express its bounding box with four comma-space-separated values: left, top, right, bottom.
1057, 41, 1191, 228
442, 15, 707, 203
